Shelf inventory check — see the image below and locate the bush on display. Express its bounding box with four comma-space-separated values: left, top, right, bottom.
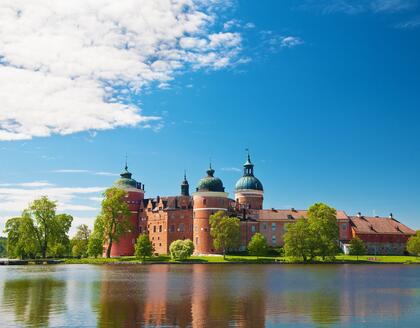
135, 234, 154, 261
87, 236, 103, 258
248, 233, 268, 258
169, 239, 194, 261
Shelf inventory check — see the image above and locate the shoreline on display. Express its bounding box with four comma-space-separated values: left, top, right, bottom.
2, 255, 420, 266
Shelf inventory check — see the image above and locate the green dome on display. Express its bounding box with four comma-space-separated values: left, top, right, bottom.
235, 153, 264, 191
235, 176, 263, 191
196, 166, 225, 192
114, 165, 142, 190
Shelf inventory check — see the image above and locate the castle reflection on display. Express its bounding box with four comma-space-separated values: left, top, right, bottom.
1, 265, 418, 327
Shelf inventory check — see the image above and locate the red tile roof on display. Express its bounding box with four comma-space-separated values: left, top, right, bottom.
350, 216, 415, 235
252, 209, 349, 221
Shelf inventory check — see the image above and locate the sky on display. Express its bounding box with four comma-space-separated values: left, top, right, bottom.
1, 0, 420, 236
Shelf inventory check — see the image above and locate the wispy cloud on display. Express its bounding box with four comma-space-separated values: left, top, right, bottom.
260, 32, 304, 53
396, 15, 420, 27
221, 167, 242, 173
0, 0, 245, 141
302, 0, 418, 15
53, 169, 118, 176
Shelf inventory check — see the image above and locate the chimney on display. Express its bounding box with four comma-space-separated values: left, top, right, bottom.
389, 213, 394, 219
357, 212, 362, 218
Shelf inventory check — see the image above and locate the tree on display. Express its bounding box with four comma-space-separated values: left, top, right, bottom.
348, 237, 366, 260
87, 234, 103, 258
71, 224, 91, 258
95, 188, 132, 258
407, 231, 420, 257
4, 197, 73, 259
209, 211, 240, 259
169, 239, 194, 261
0, 237, 6, 258
284, 217, 313, 262
247, 233, 268, 258
4, 216, 38, 259
307, 203, 339, 260
134, 234, 154, 261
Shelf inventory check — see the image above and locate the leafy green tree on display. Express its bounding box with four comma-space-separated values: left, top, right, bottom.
247, 233, 268, 258
308, 203, 339, 260
95, 188, 132, 258
169, 239, 194, 261
407, 231, 420, 257
348, 237, 367, 260
209, 211, 240, 259
4, 216, 38, 259
4, 197, 73, 259
71, 224, 91, 258
87, 234, 103, 258
134, 234, 154, 261
284, 217, 313, 262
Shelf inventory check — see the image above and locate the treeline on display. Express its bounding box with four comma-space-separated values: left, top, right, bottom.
0, 237, 7, 257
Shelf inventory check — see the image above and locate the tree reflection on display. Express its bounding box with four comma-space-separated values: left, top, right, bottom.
2, 278, 66, 327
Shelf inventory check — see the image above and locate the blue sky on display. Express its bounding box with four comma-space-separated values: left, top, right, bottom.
1, 0, 420, 234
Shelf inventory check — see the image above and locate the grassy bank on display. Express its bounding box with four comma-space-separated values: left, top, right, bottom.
63, 255, 420, 265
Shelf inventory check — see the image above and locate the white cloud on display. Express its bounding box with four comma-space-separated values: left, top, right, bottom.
396, 15, 420, 27
53, 169, 90, 174
0, 185, 104, 213
221, 167, 242, 173
0, 0, 244, 141
280, 36, 304, 48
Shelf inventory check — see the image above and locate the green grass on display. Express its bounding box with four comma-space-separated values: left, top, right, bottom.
63, 255, 285, 264
63, 254, 420, 265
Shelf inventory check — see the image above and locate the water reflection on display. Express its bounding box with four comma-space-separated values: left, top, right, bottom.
2, 276, 66, 327
1, 264, 419, 327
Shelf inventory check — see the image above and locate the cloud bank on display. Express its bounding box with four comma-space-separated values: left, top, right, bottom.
0, 0, 243, 141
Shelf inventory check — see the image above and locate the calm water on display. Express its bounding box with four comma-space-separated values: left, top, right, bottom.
0, 264, 419, 327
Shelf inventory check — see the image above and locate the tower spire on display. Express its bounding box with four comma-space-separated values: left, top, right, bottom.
125, 153, 128, 170
181, 170, 190, 196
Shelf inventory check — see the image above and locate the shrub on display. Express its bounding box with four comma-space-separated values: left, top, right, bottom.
169, 239, 194, 261
135, 234, 154, 261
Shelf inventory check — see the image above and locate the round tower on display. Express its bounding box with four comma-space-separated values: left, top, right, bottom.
107, 164, 145, 257
235, 152, 264, 210
193, 165, 228, 254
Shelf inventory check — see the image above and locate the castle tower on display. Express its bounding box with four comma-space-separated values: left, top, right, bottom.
181, 171, 190, 196
235, 152, 264, 210
193, 165, 228, 254
106, 163, 145, 257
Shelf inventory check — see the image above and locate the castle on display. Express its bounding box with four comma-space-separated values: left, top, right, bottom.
106, 154, 415, 256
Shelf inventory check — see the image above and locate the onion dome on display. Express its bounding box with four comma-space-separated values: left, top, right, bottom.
235, 153, 263, 191
196, 165, 225, 192
114, 164, 142, 190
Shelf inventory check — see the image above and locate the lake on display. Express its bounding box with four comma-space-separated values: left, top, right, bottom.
0, 264, 419, 327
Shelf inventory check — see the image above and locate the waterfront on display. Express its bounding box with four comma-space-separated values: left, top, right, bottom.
0, 264, 419, 327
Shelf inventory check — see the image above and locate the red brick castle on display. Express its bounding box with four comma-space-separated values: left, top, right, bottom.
106, 154, 415, 257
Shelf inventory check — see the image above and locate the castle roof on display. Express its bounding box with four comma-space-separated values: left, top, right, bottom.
350, 215, 415, 235
235, 153, 263, 192
248, 209, 349, 221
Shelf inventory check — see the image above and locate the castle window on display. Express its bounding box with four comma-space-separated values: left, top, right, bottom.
251, 225, 256, 233
263, 223, 267, 231
341, 223, 347, 230
272, 235, 277, 245
159, 225, 162, 232
170, 225, 175, 233
153, 226, 156, 233
179, 223, 185, 232
203, 199, 207, 205
271, 223, 277, 231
